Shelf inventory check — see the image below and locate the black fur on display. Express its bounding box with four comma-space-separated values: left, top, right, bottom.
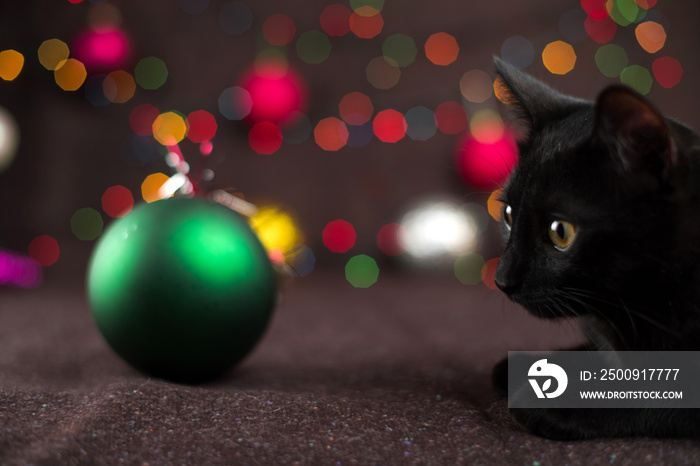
492, 57, 700, 439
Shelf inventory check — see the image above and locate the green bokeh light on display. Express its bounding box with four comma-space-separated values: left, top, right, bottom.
350, 0, 385, 11
135, 56, 168, 90
71, 207, 103, 241
620, 65, 653, 95
345, 254, 379, 288
296, 30, 331, 64
595, 44, 628, 78
382, 33, 417, 68
454, 253, 485, 285
608, 0, 646, 26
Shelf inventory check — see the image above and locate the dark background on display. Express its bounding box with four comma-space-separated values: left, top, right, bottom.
1, 0, 697, 281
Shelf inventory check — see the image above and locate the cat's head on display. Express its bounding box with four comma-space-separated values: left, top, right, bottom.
492, 58, 695, 324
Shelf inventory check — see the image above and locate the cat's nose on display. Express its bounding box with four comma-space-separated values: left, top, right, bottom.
494, 277, 518, 294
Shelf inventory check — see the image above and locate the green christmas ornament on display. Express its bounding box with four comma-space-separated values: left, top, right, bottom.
87, 197, 277, 383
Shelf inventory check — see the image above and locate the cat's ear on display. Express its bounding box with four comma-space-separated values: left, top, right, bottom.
494, 57, 582, 138
594, 85, 675, 178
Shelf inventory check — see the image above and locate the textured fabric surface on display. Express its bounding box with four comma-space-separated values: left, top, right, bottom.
1, 271, 699, 465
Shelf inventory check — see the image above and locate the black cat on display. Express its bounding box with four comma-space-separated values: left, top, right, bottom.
491, 57, 700, 439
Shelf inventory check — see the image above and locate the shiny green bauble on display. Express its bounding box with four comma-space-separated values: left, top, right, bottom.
87, 197, 277, 383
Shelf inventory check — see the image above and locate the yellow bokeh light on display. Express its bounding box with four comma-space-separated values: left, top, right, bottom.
141, 172, 171, 203
152, 111, 188, 146
249, 206, 300, 257
469, 109, 504, 144
635, 21, 666, 54
38, 39, 70, 71
487, 188, 504, 222
54, 59, 87, 91
542, 41, 576, 75
0, 50, 24, 81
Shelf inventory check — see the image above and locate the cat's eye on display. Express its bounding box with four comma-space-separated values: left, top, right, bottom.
548, 220, 576, 250
503, 205, 513, 229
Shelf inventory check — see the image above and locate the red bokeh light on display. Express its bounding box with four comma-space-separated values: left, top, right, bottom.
435, 101, 468, 135
263, 14, 296, 46
373, 109, 407, 143
653, 57, 682, 89
584, 16, 617, 44
129, 103, 160, 136
377, 223, 405, 256
249, 121, 283, 155
102, 185, 134, 218
186, 110, 217, 143
580, 0, 609, 20
481, 258, 500, 290
237, 61, 308, 126
323, 219, 357, 253
28, 235, 60, 267
455, 130, 518, 191
320, 4, 352, 37
72, 28, 132, 72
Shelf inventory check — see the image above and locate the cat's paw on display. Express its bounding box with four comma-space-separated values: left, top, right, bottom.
491, 357, 508, 397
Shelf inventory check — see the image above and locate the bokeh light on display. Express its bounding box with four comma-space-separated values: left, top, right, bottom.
103, 70, 136, 103
581, 0, 609, 20
321, 4, 352, 37
71, 207, 104, 241
405, 106, 437, 142
249, 206, 301, 259
54, 58, 87, 91
0, 106, 20, 173
263, 14, 295, 46
373, 109, 406, 143
219, 1, 253, 35
72, 28, 131, 72
398, 200, 478, 267
351, 0, 384, 9
469, 108, 505, 143
84, 75, 111, 107
101, 185, 134, 218
542, 40, 576, 75
0, 249, 42, 288
141, 172, 171, 203
366, 56, 400, 89
296, 30, 332, 64
425, 32, 459, 66
87, 3, 123, 29
249, 121, 283, 155
186, 110, 217, 143
481, 257, 500, 290
28, 235, 60, 267
500, 36, 535, 69
607, 0, 645, 27
620, 65, 652, 94
314, 117, 349, 151
460, 69, 493, 103
38, 39, 70, 71
434, 101, 467, 135
134, 56, 168, 90
238, 60, 308, 125
584, 16, 617, 44
282, 112, 313, 144
653, 56, 682, 89
0, 50, 24, 81
129, 103, 160, 135
377, 223, 405, 256
595, 44, 628, 77
382, 33, 417, 67
454, 252, 485, 285
635, 21, 666, 53
287, 245, 316, 277
346, 122, 374, 148
323, 219, 356, 253
218, 86, 252, 120
339, 92, 374, 126
455, 127, 518, 191
350, 6, 383, 39
152, 111, 188, 146
345, 254, 379, 288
